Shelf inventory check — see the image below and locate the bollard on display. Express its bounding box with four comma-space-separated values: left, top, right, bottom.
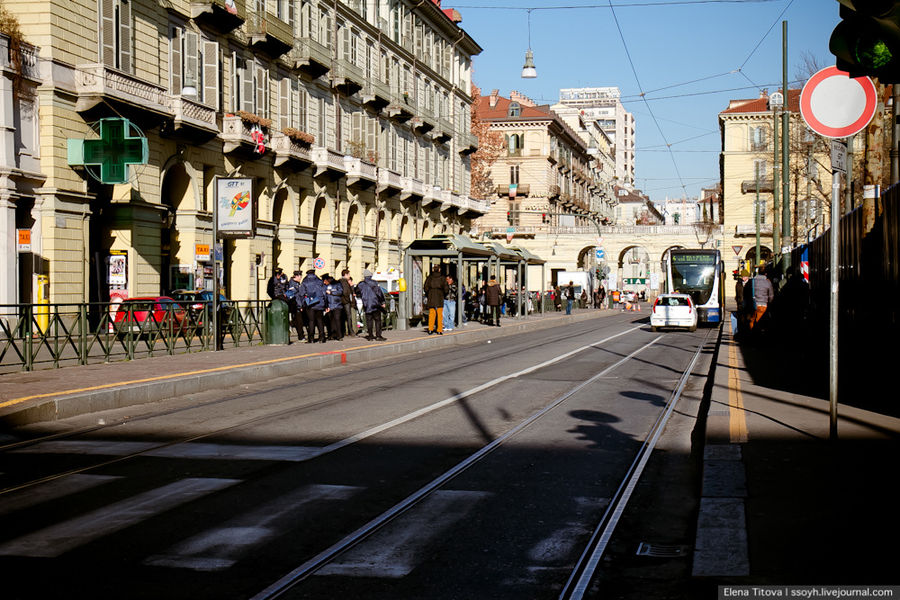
265, 299, 291, 345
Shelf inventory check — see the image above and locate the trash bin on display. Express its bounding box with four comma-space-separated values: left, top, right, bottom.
265, 299, 290, 345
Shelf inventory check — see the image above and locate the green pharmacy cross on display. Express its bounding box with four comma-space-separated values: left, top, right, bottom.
67, 118, 149, 184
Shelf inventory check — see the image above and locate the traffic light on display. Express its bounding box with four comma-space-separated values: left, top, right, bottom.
830, 1, 900, 82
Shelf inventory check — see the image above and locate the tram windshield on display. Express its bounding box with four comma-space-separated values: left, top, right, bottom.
669, 252, 718, 305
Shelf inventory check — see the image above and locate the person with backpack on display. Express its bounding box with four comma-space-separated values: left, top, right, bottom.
356, 269, 387, 341
299, 270, 327, 343
267, 267, 287, 300
565, 281, 576, 315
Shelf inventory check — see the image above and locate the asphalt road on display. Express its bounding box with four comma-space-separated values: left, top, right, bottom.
0, 312, 718, 600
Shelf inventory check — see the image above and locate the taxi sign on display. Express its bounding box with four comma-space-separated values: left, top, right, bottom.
17, 229, 32, 253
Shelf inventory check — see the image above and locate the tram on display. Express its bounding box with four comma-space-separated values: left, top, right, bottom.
665, 248, 725, 325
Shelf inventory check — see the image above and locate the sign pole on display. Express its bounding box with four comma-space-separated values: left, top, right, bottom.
212, 176, 220, 351
830, 167, 840, 439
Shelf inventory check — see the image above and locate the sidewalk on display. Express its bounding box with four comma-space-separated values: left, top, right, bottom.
0, 309, 614, 428
693, 309, 900, 591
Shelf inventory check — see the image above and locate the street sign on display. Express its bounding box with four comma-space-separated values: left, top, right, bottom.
313, 257, 325, 270
800, 66, 877, 139
732, 245, 743, 257
595, 248, 605, 260
17, 229, 31, 253
831, 140, 848, 174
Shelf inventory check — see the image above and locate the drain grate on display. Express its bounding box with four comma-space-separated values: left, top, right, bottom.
636, 542, 689, 558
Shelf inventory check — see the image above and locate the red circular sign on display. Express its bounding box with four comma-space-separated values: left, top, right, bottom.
800, 66, 877, 139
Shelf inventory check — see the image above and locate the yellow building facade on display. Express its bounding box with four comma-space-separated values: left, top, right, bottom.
4, 0, 485, 305
719, 89, 832, 273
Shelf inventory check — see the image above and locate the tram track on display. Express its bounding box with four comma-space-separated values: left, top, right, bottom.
0, 323, 643, 497
250, 328, 714, 600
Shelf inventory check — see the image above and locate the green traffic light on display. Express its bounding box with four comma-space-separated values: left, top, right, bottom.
856, 37, 894, 69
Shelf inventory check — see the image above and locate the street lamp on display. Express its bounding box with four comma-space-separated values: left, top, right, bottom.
521, 10, 537, 78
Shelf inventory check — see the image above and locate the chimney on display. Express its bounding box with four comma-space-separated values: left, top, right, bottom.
490, 89, 499, 108
760, 88, 768, 98
509, 90, 536, 107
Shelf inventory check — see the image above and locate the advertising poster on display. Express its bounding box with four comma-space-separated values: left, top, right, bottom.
107, 251, 127, 286
411, 258, 423, 316
216, 177, 254, 237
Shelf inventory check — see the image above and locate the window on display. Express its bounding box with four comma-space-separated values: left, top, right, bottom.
507, 133, 522, 155
508, 102, 521, 117
749, 125, 768, 151
99, 0, 132, 72
170, 26, 219, 107
510, 165, 520, 185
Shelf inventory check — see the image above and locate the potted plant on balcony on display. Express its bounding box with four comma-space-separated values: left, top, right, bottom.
233, 110, 272, 130
282, 127, 314, 146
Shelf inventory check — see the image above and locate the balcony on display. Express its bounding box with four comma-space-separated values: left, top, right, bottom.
162, 95, 219, 140
221, 114, 269, 157
457, 131, 478, 155
361, 79, 391, 110
344, 156, 376, 188
291, 38, 331, 78
411, 115, 435, 135
377, 167, 402, 194
247, 12, 293, 57
191, 0, 245, 33
386, 93, 414, 122
735, 223, 773, 237
331, 59, 364, 96
400, 176, 426, 201
496, 183, 530, 197
433, 118, 453, 143
271, 131, 313, 168
311, 147, 347, 178
462, 197, 490, 218
741, 179, 775, 194
548, 184, 561, 199
74, 64, 173, 124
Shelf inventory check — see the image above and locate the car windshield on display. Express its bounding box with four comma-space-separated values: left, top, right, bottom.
670, 254, 716, 304
662, 296, 690, 307
120, 302, 154, 312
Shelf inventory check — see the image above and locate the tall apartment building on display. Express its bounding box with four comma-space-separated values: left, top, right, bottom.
2, 0, 484, 305
556, 87, 635, 188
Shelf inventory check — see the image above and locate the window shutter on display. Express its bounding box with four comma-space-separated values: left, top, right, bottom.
119, 0, 132, 72
100, 0, 115, 66
170, 26, 183, 93
184, 30, 199, 92
256, 64, 267, 117
202, 40, 219, 108
280, 75, 290, 130
242, 56, 254, 113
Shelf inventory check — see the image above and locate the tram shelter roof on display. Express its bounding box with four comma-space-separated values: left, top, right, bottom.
405, 234, 494, 259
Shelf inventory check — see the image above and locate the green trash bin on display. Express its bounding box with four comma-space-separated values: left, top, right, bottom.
265, 299, 291, 345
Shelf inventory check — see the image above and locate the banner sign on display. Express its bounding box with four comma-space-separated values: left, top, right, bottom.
216, 177, 254, 237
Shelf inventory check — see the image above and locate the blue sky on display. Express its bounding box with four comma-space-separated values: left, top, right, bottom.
452, 0, 840, 202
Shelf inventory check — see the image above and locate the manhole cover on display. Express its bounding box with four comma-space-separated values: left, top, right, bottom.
636, 542, 688, 558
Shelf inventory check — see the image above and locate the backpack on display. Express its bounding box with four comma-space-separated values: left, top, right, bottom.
303, 290, 321, 308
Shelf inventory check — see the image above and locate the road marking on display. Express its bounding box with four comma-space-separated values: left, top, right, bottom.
315, 490, 491, 578
12, 440, 323, 462
0, 474, 120, 517
727, 328, 749, 443
0, 314, 587, 410
0, 478, 239, 557
145, 484, 360, 571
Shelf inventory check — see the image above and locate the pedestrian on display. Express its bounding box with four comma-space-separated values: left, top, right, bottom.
565, 281, 575, 315
266, 267, 287, 300
554, 285, 562, 312
443, 274, 458, 332
484, 274, 502, 326
286, 270, 306, 342
299, 269, 327, 343
356, 269, 387, 341
735, 269, 750, 336
424, 265, 449, 334
323, 274, 344, 341
598, 285, 607, 310
749, 265, 775, 331
340, 269, 356, 337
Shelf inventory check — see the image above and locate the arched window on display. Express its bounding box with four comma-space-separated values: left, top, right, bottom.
508, 101, 521, 117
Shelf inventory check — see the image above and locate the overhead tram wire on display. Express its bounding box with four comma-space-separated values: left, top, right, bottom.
604, 0, 689, 197
453, 1, 780, 9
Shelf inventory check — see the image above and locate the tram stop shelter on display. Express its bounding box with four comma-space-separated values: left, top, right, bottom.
400, 234, 546, 329
507, 245, 547, 316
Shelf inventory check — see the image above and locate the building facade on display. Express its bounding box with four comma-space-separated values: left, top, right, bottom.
4, 0, 485, 305
557, 87, 635, 188
719, 88, 832, 271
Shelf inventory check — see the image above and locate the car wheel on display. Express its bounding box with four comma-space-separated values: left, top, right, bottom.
689, 324, 697, 332
651, 326, 658, 332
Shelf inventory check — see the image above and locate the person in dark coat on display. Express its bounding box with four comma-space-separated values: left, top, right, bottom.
267, 267, 287, 300
323, 274, 344, 341
286, 270, 306, 342
424, 265, 449, 335
356, 269, 387, 341
299, 270, 327, 343
484, 275, 502, 326
340, 269, 356, 337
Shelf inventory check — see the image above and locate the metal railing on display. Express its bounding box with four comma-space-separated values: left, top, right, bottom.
0, 300, 267, 374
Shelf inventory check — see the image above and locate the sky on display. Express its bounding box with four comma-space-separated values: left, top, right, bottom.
450, 0, 841, 203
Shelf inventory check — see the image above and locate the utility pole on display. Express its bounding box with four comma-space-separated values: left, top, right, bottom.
781, 20, 791, 275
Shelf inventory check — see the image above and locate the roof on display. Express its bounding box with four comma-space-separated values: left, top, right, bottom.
475, 95, 554, 121
720, 88, 801, 115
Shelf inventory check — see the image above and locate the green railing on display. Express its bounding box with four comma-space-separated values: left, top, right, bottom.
0, 301, 267, 374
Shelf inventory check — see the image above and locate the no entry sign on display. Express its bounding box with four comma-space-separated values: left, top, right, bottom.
800, 66, 877, 139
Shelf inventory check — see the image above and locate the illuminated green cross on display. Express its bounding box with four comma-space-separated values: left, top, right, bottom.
67, 118, 149, 184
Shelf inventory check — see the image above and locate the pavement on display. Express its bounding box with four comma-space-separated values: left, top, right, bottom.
2, 303, 897, 593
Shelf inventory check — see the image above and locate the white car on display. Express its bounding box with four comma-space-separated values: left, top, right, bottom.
650, 293, 698, 332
